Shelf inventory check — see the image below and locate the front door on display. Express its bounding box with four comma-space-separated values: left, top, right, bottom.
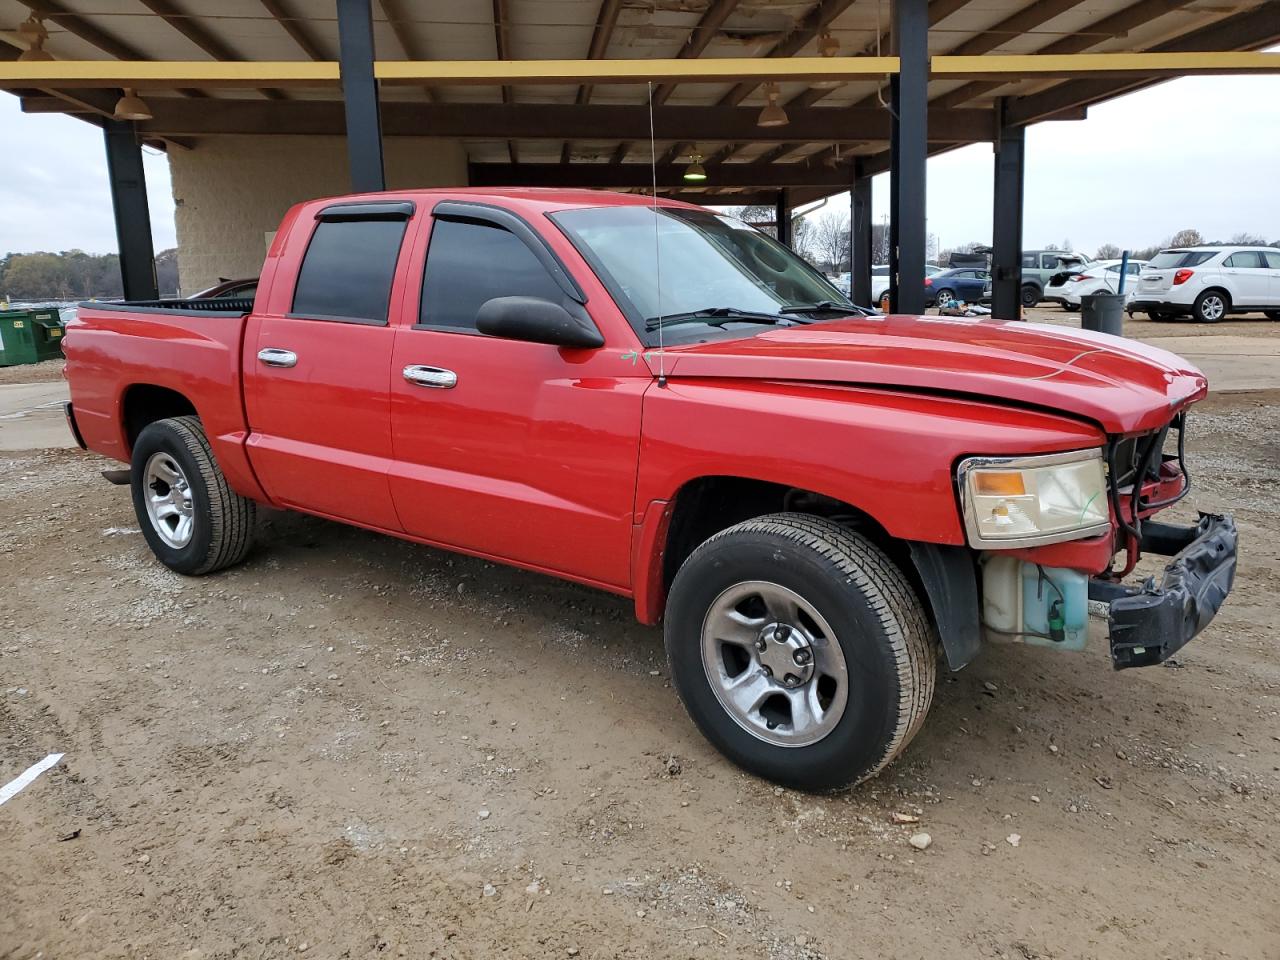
387, 205, 647, 590
244, 202, 416, 530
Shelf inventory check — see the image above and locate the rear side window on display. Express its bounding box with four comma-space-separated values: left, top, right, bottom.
1225, 251, 1265, 268
292, 219, 408, 323
419, 218, 563, 330
1148, 250, 1217, 269
1264, 251, 1280, 269
1021, 254, 1037, 269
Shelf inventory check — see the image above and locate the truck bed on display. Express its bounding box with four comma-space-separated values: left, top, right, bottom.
65, 297, 267, 502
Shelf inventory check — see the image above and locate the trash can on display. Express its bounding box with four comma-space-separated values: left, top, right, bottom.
0, 308, 65, 366
1080, 293, 1125, 337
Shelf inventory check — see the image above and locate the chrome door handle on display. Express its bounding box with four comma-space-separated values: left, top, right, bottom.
257, 347, 297, 368
403, 364, 457, 389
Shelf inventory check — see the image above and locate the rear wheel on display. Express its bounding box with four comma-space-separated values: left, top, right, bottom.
1193, 289, 1229, 323
934, 288, 956, 309
665, 514, 936, 791
1020, 284, 1040, 307
130, 416, 256, 575
1265, 311, 1280, 321
1063, 302, 1080, 312
1147, 311, 1176, 322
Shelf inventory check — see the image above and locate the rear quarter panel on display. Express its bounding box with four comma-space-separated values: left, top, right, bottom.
63, 306, 266, 501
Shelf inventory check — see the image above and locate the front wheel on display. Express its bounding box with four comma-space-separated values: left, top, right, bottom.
665, 514, 937, 791
1265, 311, 1280, 321
1020, 284, 1040, 307
131, 415, 256, 575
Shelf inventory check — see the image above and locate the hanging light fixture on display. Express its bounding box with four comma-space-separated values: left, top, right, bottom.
757, 83, 789, 128
16, 14, 53, 60
114, 88, 154, 121
683, 146, 708, 183
812, 31, 843, 89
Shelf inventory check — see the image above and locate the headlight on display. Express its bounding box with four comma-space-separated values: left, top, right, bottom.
958, 449, 1110, 548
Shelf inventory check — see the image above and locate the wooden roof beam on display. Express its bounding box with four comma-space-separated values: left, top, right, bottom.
134, 0, 285, 100
469, 161, 856, 189
259, 0, 328, 61
562, 0, 623, 162
934, 0, 1204, 109
378, 0, 439, 104
18, 96, 996, 143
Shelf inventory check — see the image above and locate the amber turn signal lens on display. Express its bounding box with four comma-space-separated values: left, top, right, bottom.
973, 471, 1027, 496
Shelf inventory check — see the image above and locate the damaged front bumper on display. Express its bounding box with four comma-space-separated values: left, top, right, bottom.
1089, 513, 1237, 669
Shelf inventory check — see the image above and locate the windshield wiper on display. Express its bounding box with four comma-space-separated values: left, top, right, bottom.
782, 300, 863, 315
643, 307, 806, 331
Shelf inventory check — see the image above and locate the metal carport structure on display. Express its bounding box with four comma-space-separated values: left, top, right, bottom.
1, 0, 1277, 317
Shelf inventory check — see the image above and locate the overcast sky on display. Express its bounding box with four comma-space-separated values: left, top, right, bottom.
2, 68, 1278, 259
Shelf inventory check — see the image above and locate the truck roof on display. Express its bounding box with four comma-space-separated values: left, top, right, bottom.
301, 186, 704, 217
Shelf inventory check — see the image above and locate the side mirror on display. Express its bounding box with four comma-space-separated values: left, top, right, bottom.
475, 296, 604, 349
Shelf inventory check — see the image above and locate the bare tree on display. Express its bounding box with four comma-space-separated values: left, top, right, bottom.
1169, 228, 1204, 248
803, 210, 852, 273
1230, 231, 1268, 245
1095, 243, 1121, 260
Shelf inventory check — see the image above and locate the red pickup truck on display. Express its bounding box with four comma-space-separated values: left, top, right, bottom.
63, 189, 1237, 790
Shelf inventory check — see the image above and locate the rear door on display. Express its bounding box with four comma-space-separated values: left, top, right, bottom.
1222, 251, 1271, 305
386, 201, 647, 589
243, 200, 415, 530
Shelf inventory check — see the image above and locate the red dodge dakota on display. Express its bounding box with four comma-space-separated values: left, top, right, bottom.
63, 189, 1237, 790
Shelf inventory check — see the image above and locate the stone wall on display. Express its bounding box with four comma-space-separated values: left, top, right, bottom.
168, 136, 467, 293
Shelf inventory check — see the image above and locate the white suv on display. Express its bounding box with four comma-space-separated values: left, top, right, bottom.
1127, 246, 1280, 323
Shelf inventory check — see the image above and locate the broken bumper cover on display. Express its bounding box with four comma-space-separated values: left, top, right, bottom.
1089, 513, 1237, 670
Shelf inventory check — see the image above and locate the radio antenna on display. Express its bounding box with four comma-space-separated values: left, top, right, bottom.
647, 80, 666, 386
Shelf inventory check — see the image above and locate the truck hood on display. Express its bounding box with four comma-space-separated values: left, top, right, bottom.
653, 314, 1207, 434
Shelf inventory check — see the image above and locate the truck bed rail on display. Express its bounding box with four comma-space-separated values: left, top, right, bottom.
77, 297, 255, 317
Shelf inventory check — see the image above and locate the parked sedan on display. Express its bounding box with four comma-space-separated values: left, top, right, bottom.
924, 268, 991, 308
1048, 259, 1148, 310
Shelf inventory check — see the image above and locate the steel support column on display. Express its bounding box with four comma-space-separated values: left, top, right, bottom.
336, 0, 385, 192
889, 0, 928, 314
775, 189, 791, 247
103, 120, 157, 301
991, 104, 1026, 321
851, 163, 873, 306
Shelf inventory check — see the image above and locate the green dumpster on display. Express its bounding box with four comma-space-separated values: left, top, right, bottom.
0, 308, 66, 366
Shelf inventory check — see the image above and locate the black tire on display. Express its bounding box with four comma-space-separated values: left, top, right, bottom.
933, 288, 955, 308
1020, 284, 1040, 307
1192, 289, 1229, 323
1265, 311, 1280, 321
1147, 311, 1176, 322
1063, 302, 1080, 312
130, 415, 256, 575
665, 514, 936, 792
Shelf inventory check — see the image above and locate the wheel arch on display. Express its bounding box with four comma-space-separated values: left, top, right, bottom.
639, 475, 979, 670
121, 383, 199, 452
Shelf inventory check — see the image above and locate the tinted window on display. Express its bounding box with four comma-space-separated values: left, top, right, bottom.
292, 219, 407, 322
1225, 251, 1265, 268
420, 218, 563, 330
1263, 251, 1280, 269
1148, 250, 1217, 269
1021, 254, 1037, 269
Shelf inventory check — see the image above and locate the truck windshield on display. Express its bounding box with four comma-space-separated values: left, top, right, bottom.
551, 205, 853, 342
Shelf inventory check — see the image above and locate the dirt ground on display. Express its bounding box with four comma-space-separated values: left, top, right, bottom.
2, 364, 1278, 960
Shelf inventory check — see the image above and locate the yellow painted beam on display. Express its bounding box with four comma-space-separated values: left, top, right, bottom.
0, 56, 900, 90
932, 51, 1280, 79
